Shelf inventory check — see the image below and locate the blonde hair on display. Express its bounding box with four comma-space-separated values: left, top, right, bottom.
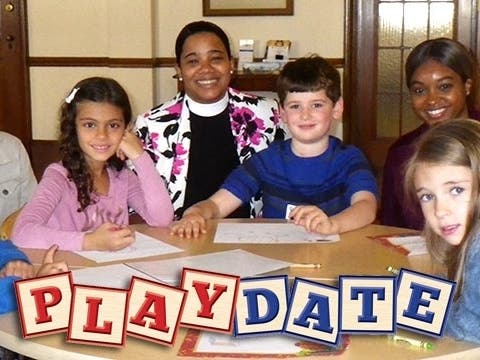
405, 118, 480, 299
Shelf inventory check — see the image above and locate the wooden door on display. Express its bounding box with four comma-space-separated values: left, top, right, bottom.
0, 0, 31, 153
344, 0, 478, 180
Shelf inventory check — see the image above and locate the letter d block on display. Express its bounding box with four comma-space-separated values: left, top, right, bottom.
284, 278, 339, 346
127, 276, 187, 346
235, 275, 289, 336
180, 268, 239, 333
15, 272, 72, 338
339, 276, 395, 334
396, 269, 455, 337
68, 285, 128, 347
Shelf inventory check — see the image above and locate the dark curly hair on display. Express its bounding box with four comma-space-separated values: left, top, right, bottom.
59, 77, 132, 211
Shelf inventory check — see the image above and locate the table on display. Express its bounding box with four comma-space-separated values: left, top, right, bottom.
1, 220, 479, 359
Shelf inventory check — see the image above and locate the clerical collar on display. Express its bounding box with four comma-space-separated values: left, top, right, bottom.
185, 93, 229, 117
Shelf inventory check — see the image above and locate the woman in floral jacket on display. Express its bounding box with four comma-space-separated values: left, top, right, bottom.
135, 21, 284, 219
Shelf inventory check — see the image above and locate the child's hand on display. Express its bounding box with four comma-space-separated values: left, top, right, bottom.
117, 130, 143, 161
36, 245, 68, 277
0, 260, 35, 279
83, 222, 135, 251
170, 214, 207, 238
289, 205, 340, 234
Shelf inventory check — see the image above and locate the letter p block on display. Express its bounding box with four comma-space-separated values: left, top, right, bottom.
15, 272, 72, 338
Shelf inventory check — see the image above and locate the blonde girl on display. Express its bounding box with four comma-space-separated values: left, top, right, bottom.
405, 118, 480, 343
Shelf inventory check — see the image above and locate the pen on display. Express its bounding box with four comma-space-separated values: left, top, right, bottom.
290, 263, 322, 269
389, 335, 433, 350
386, 265, 400, 275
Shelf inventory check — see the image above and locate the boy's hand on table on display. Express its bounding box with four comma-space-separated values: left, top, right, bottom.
170, 214, 207, 238
36, 245, 69, 277
289, 205, 339, 234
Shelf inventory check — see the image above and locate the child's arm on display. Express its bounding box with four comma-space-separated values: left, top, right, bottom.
82, 223, 135, 251
120, 131, 174, 227
11, 165, 87, 250
291, 191, 377, 234
170, 189, 242, 238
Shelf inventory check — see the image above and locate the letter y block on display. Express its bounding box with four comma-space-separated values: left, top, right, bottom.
180, 268, 239, 333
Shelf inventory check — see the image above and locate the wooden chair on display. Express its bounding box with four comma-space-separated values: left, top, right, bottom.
0, 208, 22, 240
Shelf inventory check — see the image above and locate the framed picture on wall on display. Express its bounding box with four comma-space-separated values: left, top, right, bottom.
202, 0, 294, 16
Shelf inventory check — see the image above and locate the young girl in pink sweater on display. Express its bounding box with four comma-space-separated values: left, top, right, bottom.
12, 77, 173, 251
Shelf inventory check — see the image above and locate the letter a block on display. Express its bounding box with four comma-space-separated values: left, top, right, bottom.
15, 272, 72, 338
235, 275, 289, 336
284, 278, 339, 346
127, 276, 187, 346
68, 285, 128, 347
180, 268, 239, 333
396, 269, 455, 337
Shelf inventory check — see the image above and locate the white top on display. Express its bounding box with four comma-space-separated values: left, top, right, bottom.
0, 131, 37, 225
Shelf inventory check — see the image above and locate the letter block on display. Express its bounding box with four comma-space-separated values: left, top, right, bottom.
339, 276, 395, 333
127, 276, 187, 346
396, 269, 455, 337
180, 268, 239, 333
284, 278, 339, 346
15, 272, 72, 338
68, 285, 128, 347
235, 275, 289, 336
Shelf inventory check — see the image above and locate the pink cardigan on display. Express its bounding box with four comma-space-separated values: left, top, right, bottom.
12, 152, 173, 250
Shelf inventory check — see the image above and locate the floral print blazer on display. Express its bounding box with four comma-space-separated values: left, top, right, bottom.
135, 88, 284, 218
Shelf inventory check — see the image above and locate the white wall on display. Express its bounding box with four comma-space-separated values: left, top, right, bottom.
28, 0, 344, 140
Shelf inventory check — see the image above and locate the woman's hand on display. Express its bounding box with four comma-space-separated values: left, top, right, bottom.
36, 245, 69, 277
83, 222, 135, 251
170, 214, 207, 238
289, 205, 339, 235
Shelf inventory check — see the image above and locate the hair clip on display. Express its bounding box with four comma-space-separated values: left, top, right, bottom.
65, 87, 80, 104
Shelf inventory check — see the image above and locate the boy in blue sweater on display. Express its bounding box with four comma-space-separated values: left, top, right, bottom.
171, 55, 378, 238
0, 241, 67, 314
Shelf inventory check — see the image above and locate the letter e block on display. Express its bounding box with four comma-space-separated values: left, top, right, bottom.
396, 269, 455, 337
127, 276, 186, 346
284, 278, 339, 346
15, 272, 72, 338
68, 285, 128, 347
340, 276, 395, 333
235, 275, 289, 336
180, 268, 239, 333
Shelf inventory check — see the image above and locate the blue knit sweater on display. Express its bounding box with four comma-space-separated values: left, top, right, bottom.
0, 240, 30, 314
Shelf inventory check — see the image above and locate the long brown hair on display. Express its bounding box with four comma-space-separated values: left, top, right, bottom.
405, 119, 480, 299
59, 77, 132, 211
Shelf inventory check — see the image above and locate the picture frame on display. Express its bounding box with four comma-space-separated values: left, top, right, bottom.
202, 0, 294, 16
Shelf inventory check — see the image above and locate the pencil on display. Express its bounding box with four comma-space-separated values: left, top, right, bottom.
290, 263, 322, 269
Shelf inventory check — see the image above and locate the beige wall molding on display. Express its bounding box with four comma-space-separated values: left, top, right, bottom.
28, 57, 344, 68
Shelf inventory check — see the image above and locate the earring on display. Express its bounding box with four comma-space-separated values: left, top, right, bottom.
178, 76, 183, 82
230, 70, 234, 74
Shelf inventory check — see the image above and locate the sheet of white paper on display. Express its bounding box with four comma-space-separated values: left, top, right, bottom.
196, 332, 301, 354
386, 235, 428, 256
214, 223, 340, 244
71, 263, 158, 289
126, 249, 291, 285
74, 231, 183, 263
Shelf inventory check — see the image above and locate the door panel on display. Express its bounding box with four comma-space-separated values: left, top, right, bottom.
0, 0, 31, 153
